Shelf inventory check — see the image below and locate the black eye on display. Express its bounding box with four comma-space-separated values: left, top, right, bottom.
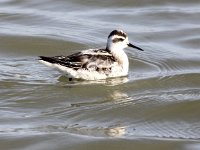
119, 38, 124, 42
112, 38, 125, 43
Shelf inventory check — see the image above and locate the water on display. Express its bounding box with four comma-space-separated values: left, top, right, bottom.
0, 0, 200, 149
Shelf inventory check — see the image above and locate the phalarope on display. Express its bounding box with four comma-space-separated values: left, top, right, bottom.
39, 30, 144, 80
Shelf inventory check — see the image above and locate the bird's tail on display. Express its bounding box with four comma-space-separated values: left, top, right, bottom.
39, 56, 57, 64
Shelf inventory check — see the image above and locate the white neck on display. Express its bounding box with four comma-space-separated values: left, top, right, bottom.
109, 45, 129, 74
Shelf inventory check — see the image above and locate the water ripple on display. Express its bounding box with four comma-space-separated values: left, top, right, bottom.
0, 1, 200, 149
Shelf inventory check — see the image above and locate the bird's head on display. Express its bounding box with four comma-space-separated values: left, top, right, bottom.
106, 30, 144, 52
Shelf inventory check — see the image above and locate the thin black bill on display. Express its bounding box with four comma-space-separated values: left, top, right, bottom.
128, 43, 144, 51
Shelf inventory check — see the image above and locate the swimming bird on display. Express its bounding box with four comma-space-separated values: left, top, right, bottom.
39, 30, 144, 80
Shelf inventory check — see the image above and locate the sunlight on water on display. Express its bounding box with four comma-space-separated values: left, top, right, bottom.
0, 0, 200, 150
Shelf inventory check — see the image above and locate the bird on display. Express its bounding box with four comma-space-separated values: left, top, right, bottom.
39, 30, 144, 81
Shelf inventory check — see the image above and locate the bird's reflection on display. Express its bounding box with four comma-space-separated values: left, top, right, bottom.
62, 125, 126, 137
56, 76, 132, 137
104, 126, 126, 137
58, 75, 129, 86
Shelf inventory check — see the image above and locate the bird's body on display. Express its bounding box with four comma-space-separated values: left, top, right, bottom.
39, 30, 143, 80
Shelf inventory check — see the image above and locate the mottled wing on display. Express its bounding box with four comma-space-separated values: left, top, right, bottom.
39, 49, 116, 71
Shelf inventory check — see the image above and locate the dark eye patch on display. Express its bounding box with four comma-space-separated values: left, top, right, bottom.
112, 38, 124, 43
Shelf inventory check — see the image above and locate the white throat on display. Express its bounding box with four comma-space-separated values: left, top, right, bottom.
108, 45, 129, 75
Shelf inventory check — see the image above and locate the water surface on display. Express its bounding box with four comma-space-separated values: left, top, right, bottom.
0, 0, 200, 150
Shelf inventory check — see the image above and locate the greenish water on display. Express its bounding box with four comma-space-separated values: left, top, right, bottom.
0, 0, 200, 150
